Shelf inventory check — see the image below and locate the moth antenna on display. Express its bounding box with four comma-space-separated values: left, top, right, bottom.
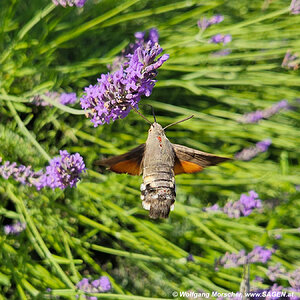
131, 105, 152, 125
163, 115, 194, 130
144, 104, 157, 123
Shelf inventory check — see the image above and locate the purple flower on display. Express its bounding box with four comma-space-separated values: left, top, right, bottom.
235, 139, 272, 161
197, 18, 211, 30
204, 203, 220, 212
290, 0, 300, 14
60, 93, 77, 105
52, 0, 87, 7
248, 246, 274, 264
186, 254, 195, 262
197, 15, 224, 30
205, 191, 262, 218
80, 29, 169, 126
91, 276, 111, 292
253, 276, 264, 282
256, 139, 272, 152
218, 246, 274, 269
267, 263, 286, 281
241, 100, 289, 123
0, 158, 43, 187
32, 92, 78, 106
210, 34, 232, 45
239, 190, 262, 216
0, 152, 86, 190
209, 15, 224, 25
37, 150, 86, 190
289, 268, 300, 289
218, 249, 248, 268
4, 222, 26, 235
77, 276, 111, 298
282, 50, 299, 70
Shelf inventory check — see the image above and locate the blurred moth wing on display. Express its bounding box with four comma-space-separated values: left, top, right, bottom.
172, 144, 230, 175
96, 144, 145, 175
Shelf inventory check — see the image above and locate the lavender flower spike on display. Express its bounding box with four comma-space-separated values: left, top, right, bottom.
210, 34, 232, 45
37, 150, 86, 190
247, 246, 274, 264
205, 191, 262, 218
218, 246, 274, 269
282, 50, 299, 70
0, 158, 43, 187
4, 222, 26, 235
0, 152, 86, 190
32, 92, 77, 106
223, 190, 262, 218
241, 100, 289, 123
267, 263, 286, 281
235, 139, 272, 161
290, 0, 300, 14
52, 0, 87, 7
80, 29, 169, 126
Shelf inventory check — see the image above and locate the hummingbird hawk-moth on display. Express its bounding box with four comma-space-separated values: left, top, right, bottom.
97, 115, 230, 219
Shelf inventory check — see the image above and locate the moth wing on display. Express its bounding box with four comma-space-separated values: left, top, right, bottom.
96, 144, 145, 175
172, 143, 231, 175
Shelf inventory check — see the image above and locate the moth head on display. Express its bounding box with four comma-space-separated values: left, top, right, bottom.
149, 122, 164, 135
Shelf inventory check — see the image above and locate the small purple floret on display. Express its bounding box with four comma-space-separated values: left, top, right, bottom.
210, 34, 232, 45
60, 93, 77, 105
77, 276, 111, 298
52, 0, 87, 7
4, 222, 26, 235
32, 92, 78, 106
282, 50, 299, 70
290, 0, 300, 14
248, 246, 274, 264
186, 254, 195, 262
267, 263, 286, 281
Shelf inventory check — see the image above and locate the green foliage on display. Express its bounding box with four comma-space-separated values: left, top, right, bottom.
0, 0, 300, 299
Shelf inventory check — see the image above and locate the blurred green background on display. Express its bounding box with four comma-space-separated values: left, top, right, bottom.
0, 0, 299, 298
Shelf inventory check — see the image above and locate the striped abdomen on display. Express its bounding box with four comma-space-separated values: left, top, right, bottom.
141, 164, 176, 219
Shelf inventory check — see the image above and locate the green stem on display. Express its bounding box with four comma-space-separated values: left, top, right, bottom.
190, 216, 238, 253
42, 96, 87, 115
48, 290, 171, 300
0, 94, 30, 102
72, 237, 178, 263
6, 101, 51, 162
7, 187, 75, 289
40, 0, 140, 53
0, 3, 55, 64
0, 93, 87, 115
62, 233, 80, 283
